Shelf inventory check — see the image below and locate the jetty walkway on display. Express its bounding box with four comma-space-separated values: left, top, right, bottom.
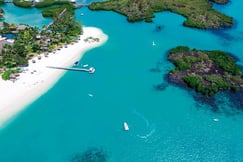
46, 66, 95, 74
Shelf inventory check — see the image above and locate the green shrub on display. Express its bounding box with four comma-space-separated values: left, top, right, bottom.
169, 46, 190, 54
173, 58, 191, 70
42, 4, 75, 17
184, 56, 198, 63
205, 74, 230, 90
183, 74, 202, 89
13, 0, 33, 8
208, 50, 242, 76
35, 0, 70, 8
1, 68, 20, 80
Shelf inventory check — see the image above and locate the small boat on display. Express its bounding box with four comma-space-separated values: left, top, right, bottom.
123, 122, 129, 131
213, 118, 219, 122
88, 93, 93, 97
152, 41, 156, 46
74, 61, 79, 66
83, 64, 88, 67
89, 67, 95, 74
80, 13, 84, 16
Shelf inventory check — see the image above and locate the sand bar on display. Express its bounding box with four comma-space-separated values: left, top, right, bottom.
0, 27, 108, 128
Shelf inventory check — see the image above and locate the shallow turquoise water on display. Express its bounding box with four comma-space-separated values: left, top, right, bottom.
1, 1, 243, 161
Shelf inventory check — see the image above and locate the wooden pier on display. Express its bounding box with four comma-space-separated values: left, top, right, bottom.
46, 66, 95, 73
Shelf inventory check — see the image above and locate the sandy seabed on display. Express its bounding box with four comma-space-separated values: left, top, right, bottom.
0, 27, 108, 128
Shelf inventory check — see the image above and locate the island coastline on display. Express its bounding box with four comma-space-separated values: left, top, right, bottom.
0, 27, 108, 128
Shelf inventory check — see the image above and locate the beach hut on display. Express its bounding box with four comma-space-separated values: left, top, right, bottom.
16, 25, 28, 30
36, 34, 41, 39
16, 25, 28, 31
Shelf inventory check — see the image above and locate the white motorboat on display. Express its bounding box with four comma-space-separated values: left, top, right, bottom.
213, 118, 219, 122
89, 67, 95, 73
123, 122, 129, 131
152, 41, 156, 46
83, 64, 88, 67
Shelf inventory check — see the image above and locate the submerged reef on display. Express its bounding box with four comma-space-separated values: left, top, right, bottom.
70, 147, 108, 162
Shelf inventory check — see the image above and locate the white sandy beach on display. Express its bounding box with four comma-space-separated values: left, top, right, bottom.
0, 27, 108, 128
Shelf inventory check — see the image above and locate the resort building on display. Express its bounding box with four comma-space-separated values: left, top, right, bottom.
0, 37, 13, 49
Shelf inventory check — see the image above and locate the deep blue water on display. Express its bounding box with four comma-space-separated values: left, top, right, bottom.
1, 1, 243, 161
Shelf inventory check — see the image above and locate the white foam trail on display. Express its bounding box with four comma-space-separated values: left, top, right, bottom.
133, 109, 156, 140
133, 109, 149, 127
137, 127, 156, 139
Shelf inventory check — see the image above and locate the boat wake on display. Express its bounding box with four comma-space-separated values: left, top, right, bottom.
133, 109, 156, 140
133, 109, 149, 127
136, 127, 155, 139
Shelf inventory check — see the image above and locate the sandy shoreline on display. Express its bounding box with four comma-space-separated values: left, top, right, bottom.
0, 27, 108, 128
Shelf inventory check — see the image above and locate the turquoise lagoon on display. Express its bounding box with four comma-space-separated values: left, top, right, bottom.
1, 1, 243, 161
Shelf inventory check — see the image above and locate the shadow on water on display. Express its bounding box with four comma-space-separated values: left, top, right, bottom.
153, 24, 164, 32
70, 147, 108, 162
194, 91, 243, 116
153, 82, 169, 91
132, 109, 156, 141
150, 58, 173, 91
210, 28, 243, 47
211, 29, 236, 41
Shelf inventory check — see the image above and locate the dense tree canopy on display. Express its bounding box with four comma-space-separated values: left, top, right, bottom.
0, 9, 82, 79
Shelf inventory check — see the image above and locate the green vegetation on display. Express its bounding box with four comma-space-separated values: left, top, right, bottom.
0, 0, 4, 5
0, 8, 3, 14
12, 0, 71, 8
89, 0, 233, 29
168, 46, 243, 96
183, 74, 231, 96
183, 74, 202, 89
0, 10, 82, 80
11, 0, 75, 17
35, 0, 70, 8
172, 57, 191, 71
13, 0, 33, 8
1, 68, 20, 80
169, 46, 190, 54
42, 3, 75, 17
208, 50, 242, 76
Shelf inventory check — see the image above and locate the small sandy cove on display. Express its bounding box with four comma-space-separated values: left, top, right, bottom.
0, 27, 108, 128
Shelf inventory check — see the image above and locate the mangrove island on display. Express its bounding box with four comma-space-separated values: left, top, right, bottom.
89, 0, 233, 29
168, 46, 243, 96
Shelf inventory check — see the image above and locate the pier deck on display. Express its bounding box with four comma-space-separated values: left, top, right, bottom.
46, 66, 95, 73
